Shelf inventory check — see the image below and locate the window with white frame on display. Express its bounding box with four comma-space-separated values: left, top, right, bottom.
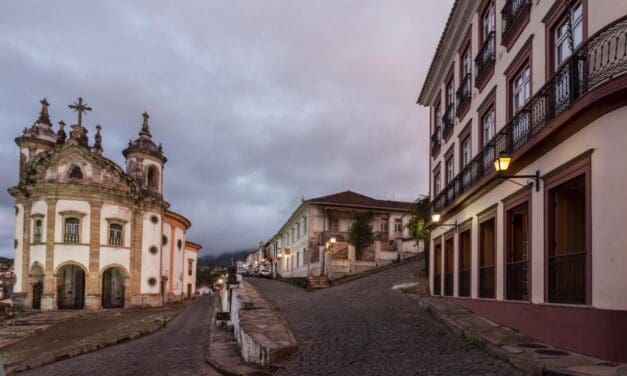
462, 136, 472, 167
64, 217, 80, 244
34, 219, 43, 243
482, 108, 495, 145
555, 2, 583, 69
394, 219, 403, 234
380, 217, 389, 232
109, 223, 123, 246
512, 65, 531, 114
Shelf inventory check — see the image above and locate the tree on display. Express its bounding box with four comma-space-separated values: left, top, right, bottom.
348, 213, 374, 260
407, 195, 430, 272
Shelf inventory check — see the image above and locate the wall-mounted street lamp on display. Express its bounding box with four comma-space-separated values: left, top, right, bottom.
430, 213, 457, 233
494, 152, 540, 191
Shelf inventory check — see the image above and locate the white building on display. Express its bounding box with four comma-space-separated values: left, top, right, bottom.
265, 191, 417, 280
417, 0, 627, 362
9, 97, 201, 310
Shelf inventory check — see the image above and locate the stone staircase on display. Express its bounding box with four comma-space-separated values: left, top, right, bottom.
307, 276, 330, 289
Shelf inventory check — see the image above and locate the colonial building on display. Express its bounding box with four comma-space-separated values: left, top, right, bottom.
9, 97, 201, 310
418, 0, 627, 361
265, 191, 417, 280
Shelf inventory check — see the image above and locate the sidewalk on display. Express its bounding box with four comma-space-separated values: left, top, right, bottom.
0, 304, 186, 374
407, 295, 627, 376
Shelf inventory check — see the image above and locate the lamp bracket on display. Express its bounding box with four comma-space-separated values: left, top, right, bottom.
498, 170, 540, 192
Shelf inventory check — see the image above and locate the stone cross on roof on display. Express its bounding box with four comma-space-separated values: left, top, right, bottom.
37, 97, 51, 125
68, 97, 92, 126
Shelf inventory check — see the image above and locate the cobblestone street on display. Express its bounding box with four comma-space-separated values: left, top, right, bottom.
21, 296, 219, 376
247, 261, 522, 376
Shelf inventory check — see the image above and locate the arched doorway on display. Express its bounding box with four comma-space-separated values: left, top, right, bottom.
57, 264, 85, 309
30, 264, 44, 310
101, 267, 125, 308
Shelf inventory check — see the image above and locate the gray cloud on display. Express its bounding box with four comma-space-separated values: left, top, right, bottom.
0, 0, 452, 257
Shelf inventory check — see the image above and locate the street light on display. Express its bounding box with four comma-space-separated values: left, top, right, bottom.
493, 152, 540, 191
430, 213, 458, 233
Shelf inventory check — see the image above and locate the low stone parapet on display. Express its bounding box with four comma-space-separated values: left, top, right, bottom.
230, 281, 298, 366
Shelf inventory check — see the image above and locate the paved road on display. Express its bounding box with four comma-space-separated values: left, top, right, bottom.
24, 296, 220, 376
248, 262, 522, 376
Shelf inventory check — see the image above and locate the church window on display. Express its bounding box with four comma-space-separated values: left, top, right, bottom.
149, 246, 158, 255
146, 166, 159, 189
109, 224, 123, 246
14, 239, 18, 249
148, 277, 157, 286
188, 259, 193, 276
162, 235, 168, 245
64, 217, 80, 243
34, 219, 43, 243
150, 215, 159, 224
69, 165, 83, 179
177, 239, 183, 250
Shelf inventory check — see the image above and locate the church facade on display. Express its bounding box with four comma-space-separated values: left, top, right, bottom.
9, 98, 200, 310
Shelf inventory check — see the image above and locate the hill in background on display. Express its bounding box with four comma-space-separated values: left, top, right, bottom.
198, 249, 255, 266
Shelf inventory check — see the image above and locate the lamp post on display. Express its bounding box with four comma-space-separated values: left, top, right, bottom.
322, 237, 336, 277
494, 152, 540, 191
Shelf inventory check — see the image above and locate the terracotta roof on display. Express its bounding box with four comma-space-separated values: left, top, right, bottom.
305, 190, 413, 211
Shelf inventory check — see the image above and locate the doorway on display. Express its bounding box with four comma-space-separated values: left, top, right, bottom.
57, 264, 85, 309
102, 267, 125, 308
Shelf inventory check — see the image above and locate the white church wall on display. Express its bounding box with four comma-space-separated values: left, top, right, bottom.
183, 249, 197, 296
99, 248, 130, 274
54, 244, 90, 272
99, 204, 132, 247
14, 204, 24, 293
172, 227, 185, 295
54, 200, 91, 243
140, 211, 161, 294
30, 200, 47, 243
161, 221, 171, 278
29, 244, 46, 270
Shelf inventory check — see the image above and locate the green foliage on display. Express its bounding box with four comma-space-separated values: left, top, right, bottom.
348, 213, 374, 259
196, 267, 224, 287
407, 195, 430, 272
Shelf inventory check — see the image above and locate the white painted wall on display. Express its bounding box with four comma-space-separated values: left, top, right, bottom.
30, 245, 45, 271
54, 200, 90, 243
161, 221, 171, 278
99, 204, 131, 247
13, 204, 24, 293
99, 248, 130, 274
140, 211, 162, 294
172, 227, 185, 295
53, 244, 89, 272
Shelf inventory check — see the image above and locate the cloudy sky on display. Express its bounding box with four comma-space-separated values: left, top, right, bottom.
0, 0, 452, 257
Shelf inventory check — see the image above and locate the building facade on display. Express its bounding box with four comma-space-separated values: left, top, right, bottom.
9, 98, 200, 310
265, 191, 417, 280
418, 0, 627, 361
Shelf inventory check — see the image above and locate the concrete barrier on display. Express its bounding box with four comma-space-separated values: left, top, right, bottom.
230, 281, 298, 366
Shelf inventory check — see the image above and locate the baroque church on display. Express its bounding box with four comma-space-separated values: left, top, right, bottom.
9, 98, 200, 310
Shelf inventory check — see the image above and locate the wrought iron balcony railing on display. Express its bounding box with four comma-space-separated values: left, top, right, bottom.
548, 252, 586, 304
501, 0, 531, 40
431, 17, 627, 215
458, 269, 471, 297
444, 272, 454, 296
506, 259, 529, 300
442, 103, 455, 137
475, 31, 496, 82
433, 274, 442, 295
456, 73, 472, 114
479, 266, 495, 298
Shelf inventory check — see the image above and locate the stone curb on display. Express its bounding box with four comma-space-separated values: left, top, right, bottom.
328, 255, 422, 287
407, 295, 626, 376
4, 305, 187, 375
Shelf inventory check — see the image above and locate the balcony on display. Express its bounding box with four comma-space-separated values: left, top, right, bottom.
320, 231, 349, 244
433, 274, 441, 295
456, 73, 472, 118
441, 104, 455, 140
431, 17, 627, 216
373, 231, 389, 241
458, 269, 471, 297
479, 266, 495, 299
506, 259, 529, 300
501, 0, 531, 49
548, 252, 586, 304
431, 125, 441, 156
444, 272, 454, 296
475, 31, 495, 88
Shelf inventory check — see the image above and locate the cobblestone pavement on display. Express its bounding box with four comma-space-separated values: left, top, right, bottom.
247, 262, 523, 376
22, 296, 220, 376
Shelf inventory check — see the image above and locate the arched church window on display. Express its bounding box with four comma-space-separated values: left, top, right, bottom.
162, 235, 168, 246
34, 219, 43, 243
69, 165, 83, 179
109, 224, 123, 246
146, 166, 159, 189
64, 217, 80, 243
177, 239, 182, 250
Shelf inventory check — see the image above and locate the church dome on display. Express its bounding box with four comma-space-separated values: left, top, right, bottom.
122, 112, 167, 163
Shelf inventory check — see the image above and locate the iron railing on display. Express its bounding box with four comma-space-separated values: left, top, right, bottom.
320, 231, 349, 243
444, 272, 454, 296
479, 266, 495, 298
506, 260, 529, 300
431, 18, 627, 215
442, 103, 455, 137
548, 252, 586, 304
458, 269, 471, 297
456, 73, 472, 114
475, 31, 496, 82
501, 0, 531, 40
374, 231, 389, 241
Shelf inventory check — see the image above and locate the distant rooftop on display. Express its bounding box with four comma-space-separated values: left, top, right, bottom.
305, 190, 413, 211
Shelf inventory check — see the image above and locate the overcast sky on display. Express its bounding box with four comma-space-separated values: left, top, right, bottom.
0, 0, 452, 257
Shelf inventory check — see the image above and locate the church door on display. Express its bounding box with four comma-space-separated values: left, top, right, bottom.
32, 281, 43, 309
187, 284, 192, 299
101, 268, 125, 308
57, 265, 85, 309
